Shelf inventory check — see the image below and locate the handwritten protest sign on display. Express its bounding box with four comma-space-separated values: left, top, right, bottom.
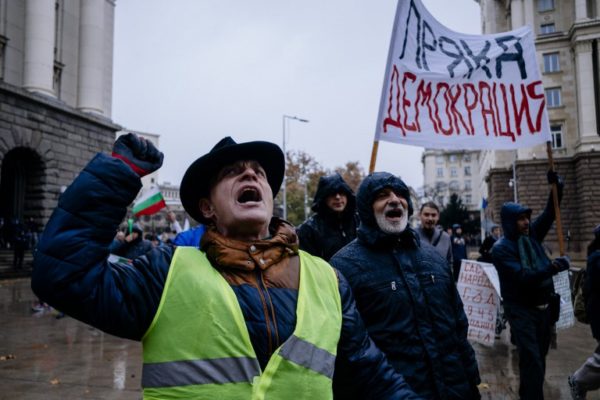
457, 260, 500, 346
553, 270, 575, 330
375, 0, 550, 150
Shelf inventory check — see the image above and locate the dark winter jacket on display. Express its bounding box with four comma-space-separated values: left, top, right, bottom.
586, 250, 600, 340
31, 154, 420, 400
297, 173, 358, 261
491, 183, 563, 307
330, 172, 481, 400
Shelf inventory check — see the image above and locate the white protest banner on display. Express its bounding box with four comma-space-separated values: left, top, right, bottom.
375, 0, 550, 150
553, 270, 575, 330
457, 260, 500, 346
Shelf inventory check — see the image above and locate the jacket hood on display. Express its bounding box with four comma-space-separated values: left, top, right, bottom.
356, 172, 417, 247
500, 202, 531, 240
311, 173, 356, 216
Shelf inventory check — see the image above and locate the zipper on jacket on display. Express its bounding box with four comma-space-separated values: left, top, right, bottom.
431, 274, 435, 284
391, 281, 397, 291
254, 269, 278, 356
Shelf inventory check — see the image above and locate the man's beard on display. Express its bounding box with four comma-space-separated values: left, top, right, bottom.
375, 204, 409, 234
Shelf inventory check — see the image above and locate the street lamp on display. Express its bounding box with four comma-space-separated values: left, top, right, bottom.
282, 114, 309, 220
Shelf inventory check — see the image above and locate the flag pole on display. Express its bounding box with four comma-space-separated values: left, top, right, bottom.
369, 140, 379, 174
545, 141, 565, 256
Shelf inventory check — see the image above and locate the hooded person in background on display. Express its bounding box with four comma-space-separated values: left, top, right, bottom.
451, 224, 468, 281
330, 172, 481, 400
569, 225, 600, 400
31, 134, 421, 400
478, 224, 501, 263
108, 223, 153, 260
492, 170, 570, 400
297, 173, 358, 261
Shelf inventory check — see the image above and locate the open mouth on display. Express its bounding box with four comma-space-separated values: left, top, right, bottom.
385, 208, 404, 218
237, 187, 262, 203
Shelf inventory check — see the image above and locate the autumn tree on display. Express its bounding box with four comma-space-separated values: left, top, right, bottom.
276, 152, 367, 226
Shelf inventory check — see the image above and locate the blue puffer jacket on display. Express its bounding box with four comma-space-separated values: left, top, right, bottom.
31, 154, 421, 400
330, 172, 480, 400
491, 182, 563, 307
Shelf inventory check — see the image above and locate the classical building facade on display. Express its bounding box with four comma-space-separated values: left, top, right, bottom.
422, 150, 483, 212
0, 0, 118, 230
476, 0, 600, 261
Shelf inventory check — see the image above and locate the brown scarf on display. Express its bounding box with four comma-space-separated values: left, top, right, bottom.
200, 219, 299, 271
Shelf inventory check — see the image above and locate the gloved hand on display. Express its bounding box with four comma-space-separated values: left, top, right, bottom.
547, 170, 560, 185
551, 255, 570, 274
112, 133, 164, 177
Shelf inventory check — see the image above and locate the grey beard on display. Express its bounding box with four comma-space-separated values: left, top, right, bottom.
375, 206, 408, 234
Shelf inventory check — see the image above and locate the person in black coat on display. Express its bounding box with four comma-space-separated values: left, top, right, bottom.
478, 223, 501, 263
569, 225, 600, 399
491, 171, 570, 400
108, 223, 153, 260
330, 172, 481, 400
297, 173, 358, 261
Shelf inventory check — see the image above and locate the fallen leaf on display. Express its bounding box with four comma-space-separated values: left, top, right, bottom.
478, 383, 490, 389
50, 378, 60, 385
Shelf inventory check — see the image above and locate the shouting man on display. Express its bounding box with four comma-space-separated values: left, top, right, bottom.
32, 134, 420, 400
331, 172, 481, 399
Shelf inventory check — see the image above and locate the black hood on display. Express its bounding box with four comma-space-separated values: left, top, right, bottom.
311, 173, 356, 217
356, 172, 418, 248
500, 202, 532, 241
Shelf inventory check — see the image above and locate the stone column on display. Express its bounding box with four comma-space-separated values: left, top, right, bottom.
575, 0, 589, 21
511, 0, 525, 29
77, 0, 104, 115
23, 0, 55, 96
574, 41, 598, 143
522, 0, 535, 31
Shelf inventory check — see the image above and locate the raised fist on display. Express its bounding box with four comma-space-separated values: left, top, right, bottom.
112, 133, 164, 177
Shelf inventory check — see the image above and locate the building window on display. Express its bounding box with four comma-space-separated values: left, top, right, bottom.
551, 124, 564, 149
450, 167, 458, 177
449, 181, 460, 191
545, 87, 561, 108
463, 154, 471, 163
449, 155, 458, 163
436, 168, 444, 178
435, 155, 444, 164
464, 180, 472, 190
464, 166, 471, 176
465, 194, 472, 205
540, 23, 556, 34
543, 52, 560, 73
538, 0, 554, 12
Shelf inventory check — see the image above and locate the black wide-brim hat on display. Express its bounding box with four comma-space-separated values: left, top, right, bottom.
180, 136, 285, 223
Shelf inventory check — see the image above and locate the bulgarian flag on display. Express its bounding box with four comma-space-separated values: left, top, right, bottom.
133, 187, 166, 216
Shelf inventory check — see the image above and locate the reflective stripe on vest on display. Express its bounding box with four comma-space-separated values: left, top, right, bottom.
141, 248, 342, 399
279, 335, 335, 379
142, 356, 260, 388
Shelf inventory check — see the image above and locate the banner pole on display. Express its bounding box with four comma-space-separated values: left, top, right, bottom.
369, 141, 379, 174
545, 141, 565, 256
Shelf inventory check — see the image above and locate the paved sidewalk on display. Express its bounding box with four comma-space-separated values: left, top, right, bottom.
1, 278, 599, 399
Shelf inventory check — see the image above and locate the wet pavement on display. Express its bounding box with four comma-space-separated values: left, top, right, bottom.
1, 277, 599, 399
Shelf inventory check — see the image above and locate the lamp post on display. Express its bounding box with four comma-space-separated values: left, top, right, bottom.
282, 114, 309, 220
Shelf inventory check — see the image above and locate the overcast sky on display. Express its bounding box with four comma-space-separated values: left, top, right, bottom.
112, 0, 481, 190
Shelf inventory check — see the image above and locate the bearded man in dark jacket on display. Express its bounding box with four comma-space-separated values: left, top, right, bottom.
297, 173, 358, 261
31, 134, 420, 400
491, 171, 570, 400
330, 172, 481, 400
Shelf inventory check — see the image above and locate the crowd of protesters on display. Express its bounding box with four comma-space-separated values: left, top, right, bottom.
28, 132, 599, 399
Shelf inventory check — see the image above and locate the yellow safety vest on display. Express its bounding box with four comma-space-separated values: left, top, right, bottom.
142, 248, 342, 399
